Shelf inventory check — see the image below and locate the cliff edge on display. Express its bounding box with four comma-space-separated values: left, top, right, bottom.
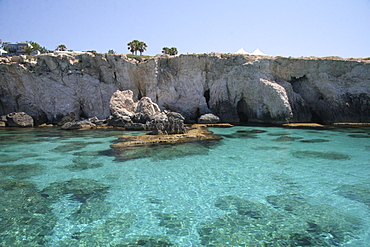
0, 53, 369, 125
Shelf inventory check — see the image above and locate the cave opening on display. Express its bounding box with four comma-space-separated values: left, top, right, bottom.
237, 98, 249, 123
289, 75, 308, 84
137, 89, 143, 101
204, 89, 210, 108
195, 107, 200, 119
310, 109, 325, 124
79, 107, 88, 120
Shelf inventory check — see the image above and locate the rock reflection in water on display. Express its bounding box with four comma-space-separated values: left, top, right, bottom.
222, 129, 267, 139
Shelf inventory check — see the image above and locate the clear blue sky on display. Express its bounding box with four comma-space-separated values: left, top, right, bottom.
1, 0, 369, 58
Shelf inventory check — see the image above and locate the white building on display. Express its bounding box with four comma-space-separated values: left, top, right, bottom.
236, 48, 267, 55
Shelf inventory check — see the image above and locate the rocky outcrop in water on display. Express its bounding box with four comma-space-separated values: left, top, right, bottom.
1, 112, 34, 127
0, 53, 369, 124
108, 90, 186, 134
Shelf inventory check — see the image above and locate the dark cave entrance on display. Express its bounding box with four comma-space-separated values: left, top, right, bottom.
79, 106, 88, 120
204, 89, 210, 108
237, 98, 249, 123
289, 75, 308, 85
137, 89, 143, 101
310, 110, 324, 124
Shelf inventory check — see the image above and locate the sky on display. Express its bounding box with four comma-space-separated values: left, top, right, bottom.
1, 0, 369, 58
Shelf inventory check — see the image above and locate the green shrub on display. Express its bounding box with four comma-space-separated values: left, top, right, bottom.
126, 54, 151, 62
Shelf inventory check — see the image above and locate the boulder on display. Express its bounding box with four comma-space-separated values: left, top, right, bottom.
106, 111, 133, 127
124, 123, 147, 131
167, 111, 185, 121
57, 112, 76, 126
147, 112, 186, 135
88, 116, 107, 125
0, 115, 6, 127
135, 97, 161, 116
110, 90, 136, 114
132, 112, 151, 124
61, 120, 96, 130
5, 112, 34, 127
33, 111, 49, 126
198, 113, 220, 124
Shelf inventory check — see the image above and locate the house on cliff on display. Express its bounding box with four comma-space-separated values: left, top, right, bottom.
0, 48, 7, 56
5, 42, 37, 56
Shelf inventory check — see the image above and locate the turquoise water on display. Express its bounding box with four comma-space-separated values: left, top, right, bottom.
0, 126, 369, 246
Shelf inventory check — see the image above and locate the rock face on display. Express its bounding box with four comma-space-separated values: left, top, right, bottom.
0, 53, 369, 124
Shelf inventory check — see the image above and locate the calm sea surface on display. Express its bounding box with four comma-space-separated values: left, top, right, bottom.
0, 126, 369, 246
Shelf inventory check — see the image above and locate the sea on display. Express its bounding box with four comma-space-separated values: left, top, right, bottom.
0, 125, 369, 246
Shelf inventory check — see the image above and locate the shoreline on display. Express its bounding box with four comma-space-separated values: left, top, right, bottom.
2, 122, 370, 130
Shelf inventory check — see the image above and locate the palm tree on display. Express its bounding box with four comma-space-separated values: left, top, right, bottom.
137, 41, 147, 55
162, 47, 170, 54
127, 40, 139, 55
162, 47, 178, 55
29, 41, 41, 51
169, 47, 178, 55
23, 45, 34, 55
56, 44, 67, 51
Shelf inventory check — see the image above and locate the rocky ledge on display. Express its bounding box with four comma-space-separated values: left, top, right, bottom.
110, 124, 222, 148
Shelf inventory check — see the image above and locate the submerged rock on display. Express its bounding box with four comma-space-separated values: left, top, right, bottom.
0, 179, 57, 246
222, 129, 266, 139
292, 150, 350, 160
109, 124, 221, 161
111, 124, 220, 148
335, 183, 370, 207
156, 212, 191, 236
61, 212, 137, 246
41, 178, 111, 223
0, 163, 44, 179
198, 194, 361, 246
61, 120, 96, 130
118, 235, 176, 246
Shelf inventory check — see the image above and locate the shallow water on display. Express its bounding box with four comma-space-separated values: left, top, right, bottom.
0, 126, 369, 246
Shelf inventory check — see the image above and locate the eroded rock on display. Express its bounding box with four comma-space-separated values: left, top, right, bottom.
198, 113, 220, 124
1, 53, 369, 124
4, 112, 34, 127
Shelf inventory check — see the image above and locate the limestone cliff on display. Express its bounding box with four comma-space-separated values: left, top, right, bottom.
0, 53, 369, 124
